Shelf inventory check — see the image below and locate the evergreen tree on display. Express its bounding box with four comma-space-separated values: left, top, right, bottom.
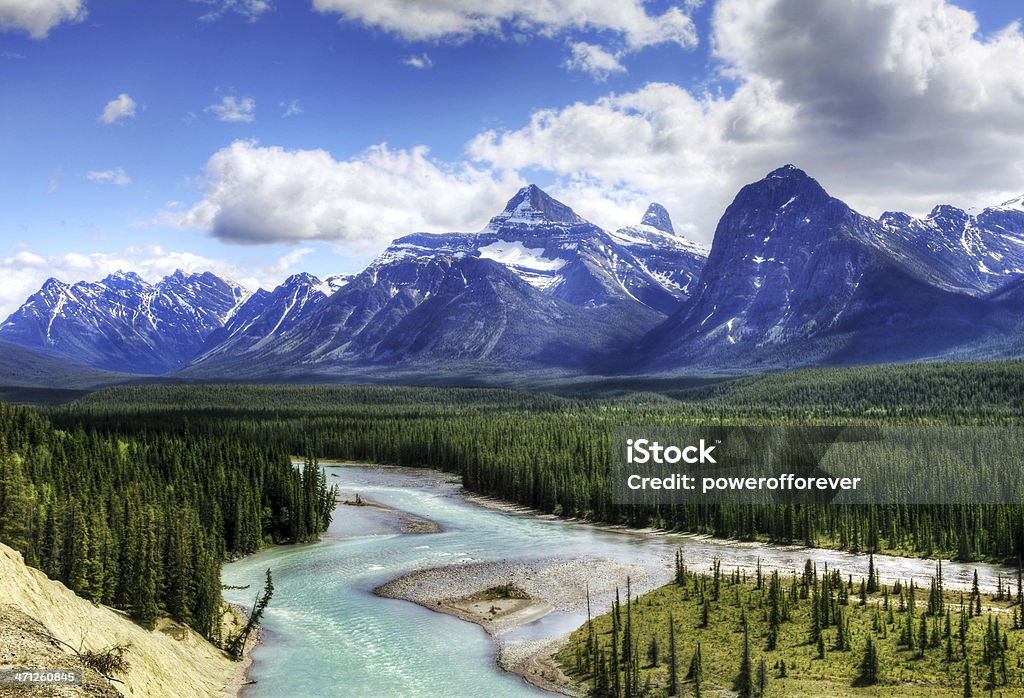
667, 614, 678, 697
646, 635, 658, 668
857, 637, 880, 686
735, 618, 754, 698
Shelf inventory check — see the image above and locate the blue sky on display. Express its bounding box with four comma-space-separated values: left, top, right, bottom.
2, 0, 1024, 316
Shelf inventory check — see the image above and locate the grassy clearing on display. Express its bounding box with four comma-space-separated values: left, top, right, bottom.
557, 557, 1024, 697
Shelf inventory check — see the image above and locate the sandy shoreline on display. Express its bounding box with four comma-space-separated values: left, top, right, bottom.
220, 604, 258, 698
375, 555, 663, 696
336, 488, 443, 534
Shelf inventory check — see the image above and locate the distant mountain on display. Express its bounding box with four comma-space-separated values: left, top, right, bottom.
193, 272, 351, 363
639, 166, 1016, 370
379, 185, 706, 314
183, 187, 683, 378
0, 270, 248, 374
866, 196, 1024, 295
608, 203, 708, 301
5, 175, 1024, 384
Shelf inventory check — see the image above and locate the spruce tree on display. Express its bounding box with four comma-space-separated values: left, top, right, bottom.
667, 614, 678, 697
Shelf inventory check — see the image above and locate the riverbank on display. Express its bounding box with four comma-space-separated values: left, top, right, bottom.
230, 463, 1018, 697
375, 556, 661, 695
0, 542, 246, 698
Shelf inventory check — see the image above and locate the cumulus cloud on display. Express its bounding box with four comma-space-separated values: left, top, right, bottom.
86, 168, 132, 186
99, 94, 137, 125
181, 140, 524, 246
312, 0, 698, 50
0, 245, 313, 320
468, 80, 796, 235
0, 0, 86, 38
708, 0, 1024, 214
466, 0, 1024, 240
563, 42, 626, 81
193, 0, 272, 22
402, 53, 433, 69
207, 96, 256, 123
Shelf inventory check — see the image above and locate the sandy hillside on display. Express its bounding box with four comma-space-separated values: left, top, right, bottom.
0, 543, 241, 697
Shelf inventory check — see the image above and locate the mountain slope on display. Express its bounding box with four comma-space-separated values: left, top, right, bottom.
184, 254, 662, 379
639, 166, 1005, 370
866, 197, 1024, 295
194, 272, 351, 362
0, 340, 126, 389
607, 203, 708, 300
0, 270, 248, 374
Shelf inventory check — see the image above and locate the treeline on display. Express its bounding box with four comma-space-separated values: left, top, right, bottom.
0, 400, 335, 638
46, 361, 1024, 562
561, 554, 1024, 696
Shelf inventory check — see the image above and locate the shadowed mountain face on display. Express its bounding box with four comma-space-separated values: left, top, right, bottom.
638, 166, 1024, 371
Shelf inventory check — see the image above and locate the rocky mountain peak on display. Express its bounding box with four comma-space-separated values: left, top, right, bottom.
489, 184, 583, 226
640, 203, 674, 234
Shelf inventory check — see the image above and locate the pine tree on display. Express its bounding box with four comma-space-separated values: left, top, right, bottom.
667, 614, 678, 697
646, 635, 658, 668
857, 637, 880, 686
688, 643, 703, 698
735, 617, 754, 698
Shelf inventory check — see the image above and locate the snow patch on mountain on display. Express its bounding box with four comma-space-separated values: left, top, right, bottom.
477, 240, 567, 272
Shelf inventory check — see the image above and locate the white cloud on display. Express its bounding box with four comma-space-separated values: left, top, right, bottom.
465, 0, 1024, 240
193, 0, 272, 22
563, 42, 626, 82
0, 0, 85, 38
264, 247, 313, 274
707, 0, 1024, 214
99, 93, 137, 125
312, 0, 698, 50
207, 96, 256, 123
181, 140, 524, 246
468, 80, 795, 236
279, 99, 303, 118
402, 53, 433, 69
86, 168, 132, 186
0, 245, 314, 320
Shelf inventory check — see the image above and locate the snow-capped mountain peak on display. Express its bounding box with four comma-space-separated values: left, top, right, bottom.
0, 269, 249, 374
486, 184, 584, 227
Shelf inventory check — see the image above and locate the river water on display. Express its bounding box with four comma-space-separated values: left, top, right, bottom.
221, 465, 1013, 698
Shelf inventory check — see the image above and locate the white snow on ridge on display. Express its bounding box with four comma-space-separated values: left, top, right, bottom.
608, 225, 710, 255
315, 274, 351, 297
997, 195, 1024, 212
477, 241, 566, 272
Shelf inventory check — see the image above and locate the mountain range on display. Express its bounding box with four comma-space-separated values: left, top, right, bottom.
3, 167, 1023, 385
